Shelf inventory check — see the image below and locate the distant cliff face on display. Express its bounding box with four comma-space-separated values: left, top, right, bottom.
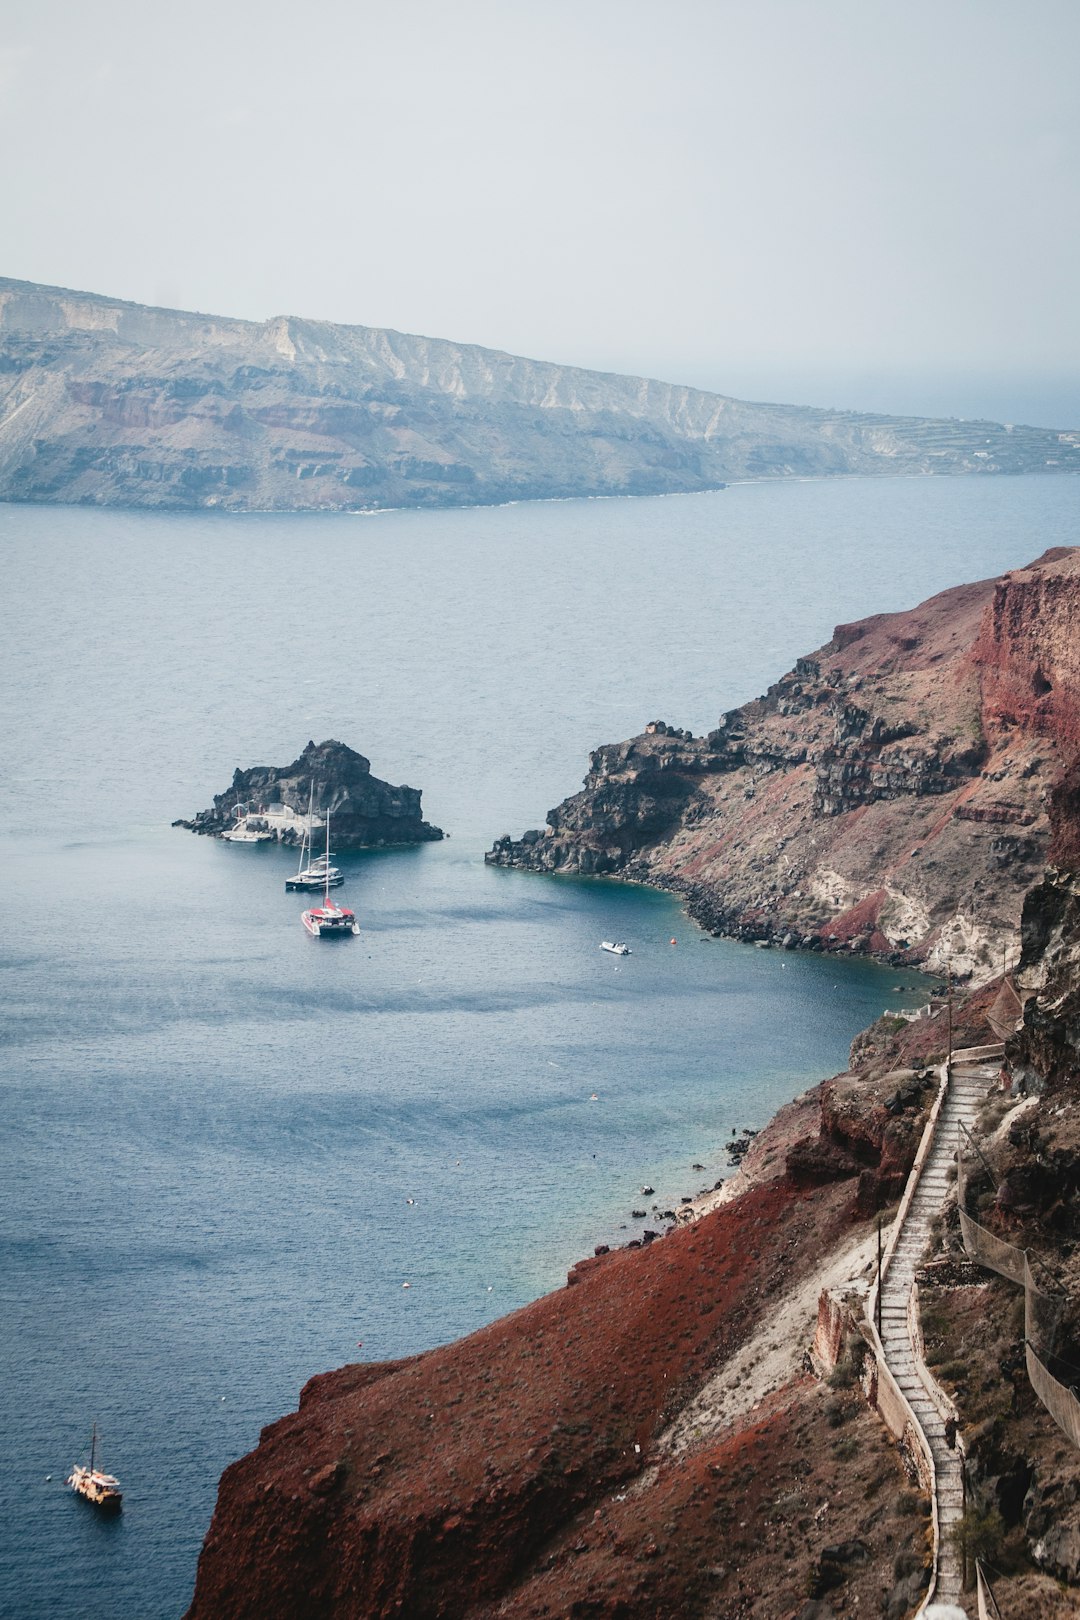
489, 548, 1080, 982
176, 739, 443, 848
1, 276, 1078, 511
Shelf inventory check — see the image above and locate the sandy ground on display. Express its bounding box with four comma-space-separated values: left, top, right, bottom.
662, 1220, 878, 1457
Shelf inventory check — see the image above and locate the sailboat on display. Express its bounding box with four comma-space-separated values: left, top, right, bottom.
67, 1424, 122, 1512
301, 811, 359, 937
286, 782, 343, 891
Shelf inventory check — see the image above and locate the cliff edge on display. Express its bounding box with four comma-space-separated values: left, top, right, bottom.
489, 547, 1080, 982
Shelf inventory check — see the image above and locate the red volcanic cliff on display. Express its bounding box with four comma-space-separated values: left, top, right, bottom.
489, 548, 1080, 983
973, 549, 1080, 752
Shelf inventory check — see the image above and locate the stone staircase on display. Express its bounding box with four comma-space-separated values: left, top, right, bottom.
876, 1055, 1000, 1610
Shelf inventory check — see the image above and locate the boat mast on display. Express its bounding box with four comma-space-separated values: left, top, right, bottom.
323, 805, 332, 905
90, 1423, 97, 1474
296, 779, 314, 876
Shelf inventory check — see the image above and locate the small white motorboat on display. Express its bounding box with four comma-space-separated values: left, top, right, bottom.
600, 940, 631, 956
222, 802, 273, 842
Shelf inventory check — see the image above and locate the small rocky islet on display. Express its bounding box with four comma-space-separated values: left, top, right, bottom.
173, 737, 443, 848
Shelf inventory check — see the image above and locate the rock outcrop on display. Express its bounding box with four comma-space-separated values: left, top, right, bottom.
2, 276, 1078, 511
488, 548, 1080, 982
176, 739, 443, 848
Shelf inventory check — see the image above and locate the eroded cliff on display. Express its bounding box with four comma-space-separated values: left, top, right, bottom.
489, 548, 1080, 982
2, 277, 1078, 511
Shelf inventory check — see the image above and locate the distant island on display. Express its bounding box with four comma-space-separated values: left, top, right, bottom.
1, 275, 1077, 512
175, 739, 443, 848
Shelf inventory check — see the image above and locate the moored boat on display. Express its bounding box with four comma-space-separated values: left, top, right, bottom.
285, 783, 344, 889
301, 811, 358, 937
301, 899, 360, 937
600, 940, 631, 955
67, 1425, 122, 1513
222, 802, 273, 843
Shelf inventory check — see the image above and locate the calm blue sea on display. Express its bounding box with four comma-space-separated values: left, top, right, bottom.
1, 475, 1076, 1617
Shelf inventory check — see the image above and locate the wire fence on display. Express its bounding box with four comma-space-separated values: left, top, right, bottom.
976, 1559, 1004, 1620
957, 1128, 1079, 1453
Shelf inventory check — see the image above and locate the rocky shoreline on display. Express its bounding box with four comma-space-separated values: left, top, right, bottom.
488, 548, 1080, 982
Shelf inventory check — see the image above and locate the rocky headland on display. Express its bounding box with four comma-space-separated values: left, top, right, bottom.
489, 547, 1080, 983
185, 558, 1080, 1619
175, 739, 443, 848
2, 276, 1078, 511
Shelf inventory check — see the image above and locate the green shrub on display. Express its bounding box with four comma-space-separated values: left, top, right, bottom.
948, 1505, 1005, 1563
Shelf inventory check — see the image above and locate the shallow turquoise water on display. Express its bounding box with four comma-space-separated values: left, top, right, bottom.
0, 475, 1075, 1616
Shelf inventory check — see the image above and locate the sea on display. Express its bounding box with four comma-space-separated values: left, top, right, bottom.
1, 474, 1076, 1618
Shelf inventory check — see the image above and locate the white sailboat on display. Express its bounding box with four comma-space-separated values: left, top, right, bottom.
67, 1424, 122, 1512
286, 782, 343, 890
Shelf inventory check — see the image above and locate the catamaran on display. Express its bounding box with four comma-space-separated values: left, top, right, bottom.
67, 1425, 122, 1512
301, 812, 359, 937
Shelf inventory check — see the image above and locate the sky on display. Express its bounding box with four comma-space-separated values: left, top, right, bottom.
2, 0, 1078, 425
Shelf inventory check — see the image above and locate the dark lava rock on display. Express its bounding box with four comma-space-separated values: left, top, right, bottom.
178, 738, 443, 849
786, 1136, 861, 1186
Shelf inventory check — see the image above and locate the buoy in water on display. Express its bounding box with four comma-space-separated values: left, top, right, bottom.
670, 937, 677, 946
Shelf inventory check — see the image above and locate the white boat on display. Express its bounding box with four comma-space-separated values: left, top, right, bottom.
301, 812, 359, 938
286, 783, 343, 890
67, 1425, 122, 1513
222, 802, 273, 843
600, 940, 631, 956
301, 898, 360, 937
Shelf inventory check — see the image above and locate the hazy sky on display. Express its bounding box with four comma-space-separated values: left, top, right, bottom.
2, 0, 1078, 423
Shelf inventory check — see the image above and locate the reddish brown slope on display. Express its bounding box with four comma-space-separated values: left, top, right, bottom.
186, 1170, 918, 1620
489, 547, 1080, 983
